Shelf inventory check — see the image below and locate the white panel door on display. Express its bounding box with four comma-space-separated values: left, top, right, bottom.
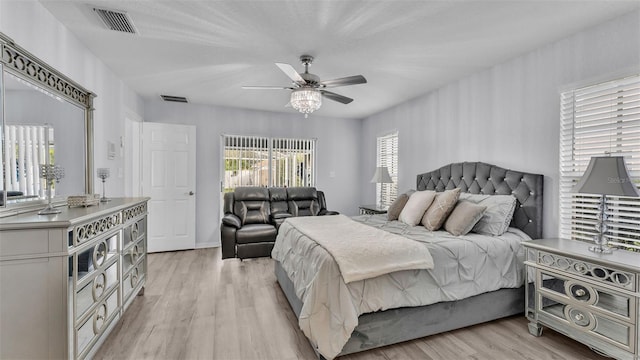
142, 122, 196, 252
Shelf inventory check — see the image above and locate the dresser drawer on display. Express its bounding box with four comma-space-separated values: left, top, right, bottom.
123, 217, 146, 249
76, 287, 119, 359
75, 260, 119, 320
123, 258, 145, 302
74, 232, 119, 285
122, 238, 145, 274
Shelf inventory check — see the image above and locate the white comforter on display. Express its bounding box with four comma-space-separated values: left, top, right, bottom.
271, 214, 530, 359
283, 215, 434, 283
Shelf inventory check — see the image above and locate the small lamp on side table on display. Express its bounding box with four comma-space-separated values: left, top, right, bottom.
573, 156, 640, 254
370, 166, 393, 209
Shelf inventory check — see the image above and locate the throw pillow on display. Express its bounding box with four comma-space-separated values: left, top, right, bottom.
422, 188, 462, 231
443, 200, 487, 236
387, 193, 410, 221
398, 190, 437, 226
459, 193, 517, 236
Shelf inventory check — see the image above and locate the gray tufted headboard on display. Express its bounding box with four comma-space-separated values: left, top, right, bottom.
416, 162, 543, 239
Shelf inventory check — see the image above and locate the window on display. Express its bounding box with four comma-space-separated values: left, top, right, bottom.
2, 125, 53, 197
376, 132, 398, 207
559, 74, 640, 252
222, 135, 316, 192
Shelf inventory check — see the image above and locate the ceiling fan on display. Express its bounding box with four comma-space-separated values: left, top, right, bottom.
242, 55, 367, 117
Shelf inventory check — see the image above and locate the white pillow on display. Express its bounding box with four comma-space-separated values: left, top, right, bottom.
398, 190, 437, 226
458, 193, 517, 236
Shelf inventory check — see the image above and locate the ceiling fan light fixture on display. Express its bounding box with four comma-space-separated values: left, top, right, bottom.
290, 88, 322, 117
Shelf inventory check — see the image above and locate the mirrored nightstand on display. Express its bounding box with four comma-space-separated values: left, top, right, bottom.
359, 205, 388, 215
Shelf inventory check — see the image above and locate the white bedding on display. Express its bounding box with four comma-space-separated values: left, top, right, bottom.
271, 214, 531, 359
284, 215, 434, 283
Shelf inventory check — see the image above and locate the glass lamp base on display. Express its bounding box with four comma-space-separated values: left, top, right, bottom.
588, 245, 613, 254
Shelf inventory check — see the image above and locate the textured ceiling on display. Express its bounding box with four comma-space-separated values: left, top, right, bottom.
40, 1, 640, 119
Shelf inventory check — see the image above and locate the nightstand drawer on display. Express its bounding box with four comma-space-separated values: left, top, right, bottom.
537, 250, 636, 292
538, 292, 636, 353
537, 270, 635, 322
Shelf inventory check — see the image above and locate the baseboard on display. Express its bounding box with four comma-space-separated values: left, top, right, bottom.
195, 241, 219, 249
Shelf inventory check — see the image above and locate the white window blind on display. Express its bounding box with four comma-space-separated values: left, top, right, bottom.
376, 132, 398, 207
222, 135, 316, 192
271, 137, 316, 187
559, 74, 640, 252
2, 125, 52, 197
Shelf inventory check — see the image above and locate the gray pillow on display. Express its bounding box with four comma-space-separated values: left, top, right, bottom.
444, 200, 487, 236
387, 193, 410, 221
422, 188, 461, 231
458, 193, 517, 236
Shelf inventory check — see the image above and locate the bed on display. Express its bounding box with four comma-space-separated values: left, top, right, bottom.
272, 161, 543, 359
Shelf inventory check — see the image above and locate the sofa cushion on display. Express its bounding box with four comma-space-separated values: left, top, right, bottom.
236, 201, 270, 225
236, 224, 277, 244
269, 187, 289, 214
290, 199, 320, 216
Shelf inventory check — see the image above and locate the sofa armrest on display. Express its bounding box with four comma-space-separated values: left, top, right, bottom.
222, 214, 242, 228
221, 224, 237, 259
319, 209, 339, 216
271, 212, 293, 229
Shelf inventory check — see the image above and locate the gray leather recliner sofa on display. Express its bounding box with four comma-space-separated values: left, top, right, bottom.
221, 186, 338, 260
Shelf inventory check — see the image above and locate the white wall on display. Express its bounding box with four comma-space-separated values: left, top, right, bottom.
144, 100, 362, 248
0, 0, 145, 197
361, 10, 640, 238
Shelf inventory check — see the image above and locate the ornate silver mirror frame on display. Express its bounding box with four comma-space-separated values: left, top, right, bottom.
0, 32, 96, 215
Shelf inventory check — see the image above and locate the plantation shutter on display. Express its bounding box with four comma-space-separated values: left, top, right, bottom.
377, 132, 398, 207
559, 74, 640, 251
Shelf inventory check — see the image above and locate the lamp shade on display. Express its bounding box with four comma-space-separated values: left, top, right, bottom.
573, 156, 640, 197
370, 166, 393, 184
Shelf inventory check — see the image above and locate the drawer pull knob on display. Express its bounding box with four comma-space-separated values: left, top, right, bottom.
575, 289, 586, 297
574, 313, 584, 321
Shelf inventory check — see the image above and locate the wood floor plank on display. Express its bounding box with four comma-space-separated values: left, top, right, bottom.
94, 248, 610, 360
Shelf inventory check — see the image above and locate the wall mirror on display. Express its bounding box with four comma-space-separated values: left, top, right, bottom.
0, 33, 95, 214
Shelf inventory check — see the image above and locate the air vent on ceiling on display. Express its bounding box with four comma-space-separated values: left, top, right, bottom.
161, 95, 189, 103
93, 7, 138, 34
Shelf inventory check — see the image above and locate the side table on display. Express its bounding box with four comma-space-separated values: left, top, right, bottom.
359, 205, 388, 215
523, 238, 640, 360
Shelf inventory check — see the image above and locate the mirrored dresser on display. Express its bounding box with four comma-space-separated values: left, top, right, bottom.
0, 198, 148, 359
524, 238, 640, 360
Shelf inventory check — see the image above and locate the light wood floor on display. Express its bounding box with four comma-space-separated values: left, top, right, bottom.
95, 247, 609, 360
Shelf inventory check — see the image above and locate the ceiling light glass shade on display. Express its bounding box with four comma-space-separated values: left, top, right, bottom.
290, 88, 322, 116
573, 156, 640, 196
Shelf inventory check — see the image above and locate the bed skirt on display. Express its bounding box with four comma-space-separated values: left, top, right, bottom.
274, 260, 525, 357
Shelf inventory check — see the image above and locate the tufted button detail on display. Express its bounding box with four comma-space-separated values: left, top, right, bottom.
528, 219, 532, 223
488, 177, 491, 181
520, 204, 523, 208
530, 192, 534, 195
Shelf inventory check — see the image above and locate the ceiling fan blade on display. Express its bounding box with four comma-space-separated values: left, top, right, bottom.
275, 63, 307, 85
320, 75, 367, 88
321, 90, 353, 104
242, 86, 294, 90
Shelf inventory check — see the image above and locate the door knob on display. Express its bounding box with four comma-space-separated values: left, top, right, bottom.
189, 191, 194, 195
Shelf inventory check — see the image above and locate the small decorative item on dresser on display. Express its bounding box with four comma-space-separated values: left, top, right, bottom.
67, 194, 100, 207
97, 168, 111, 202
38, 164, 65, 215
